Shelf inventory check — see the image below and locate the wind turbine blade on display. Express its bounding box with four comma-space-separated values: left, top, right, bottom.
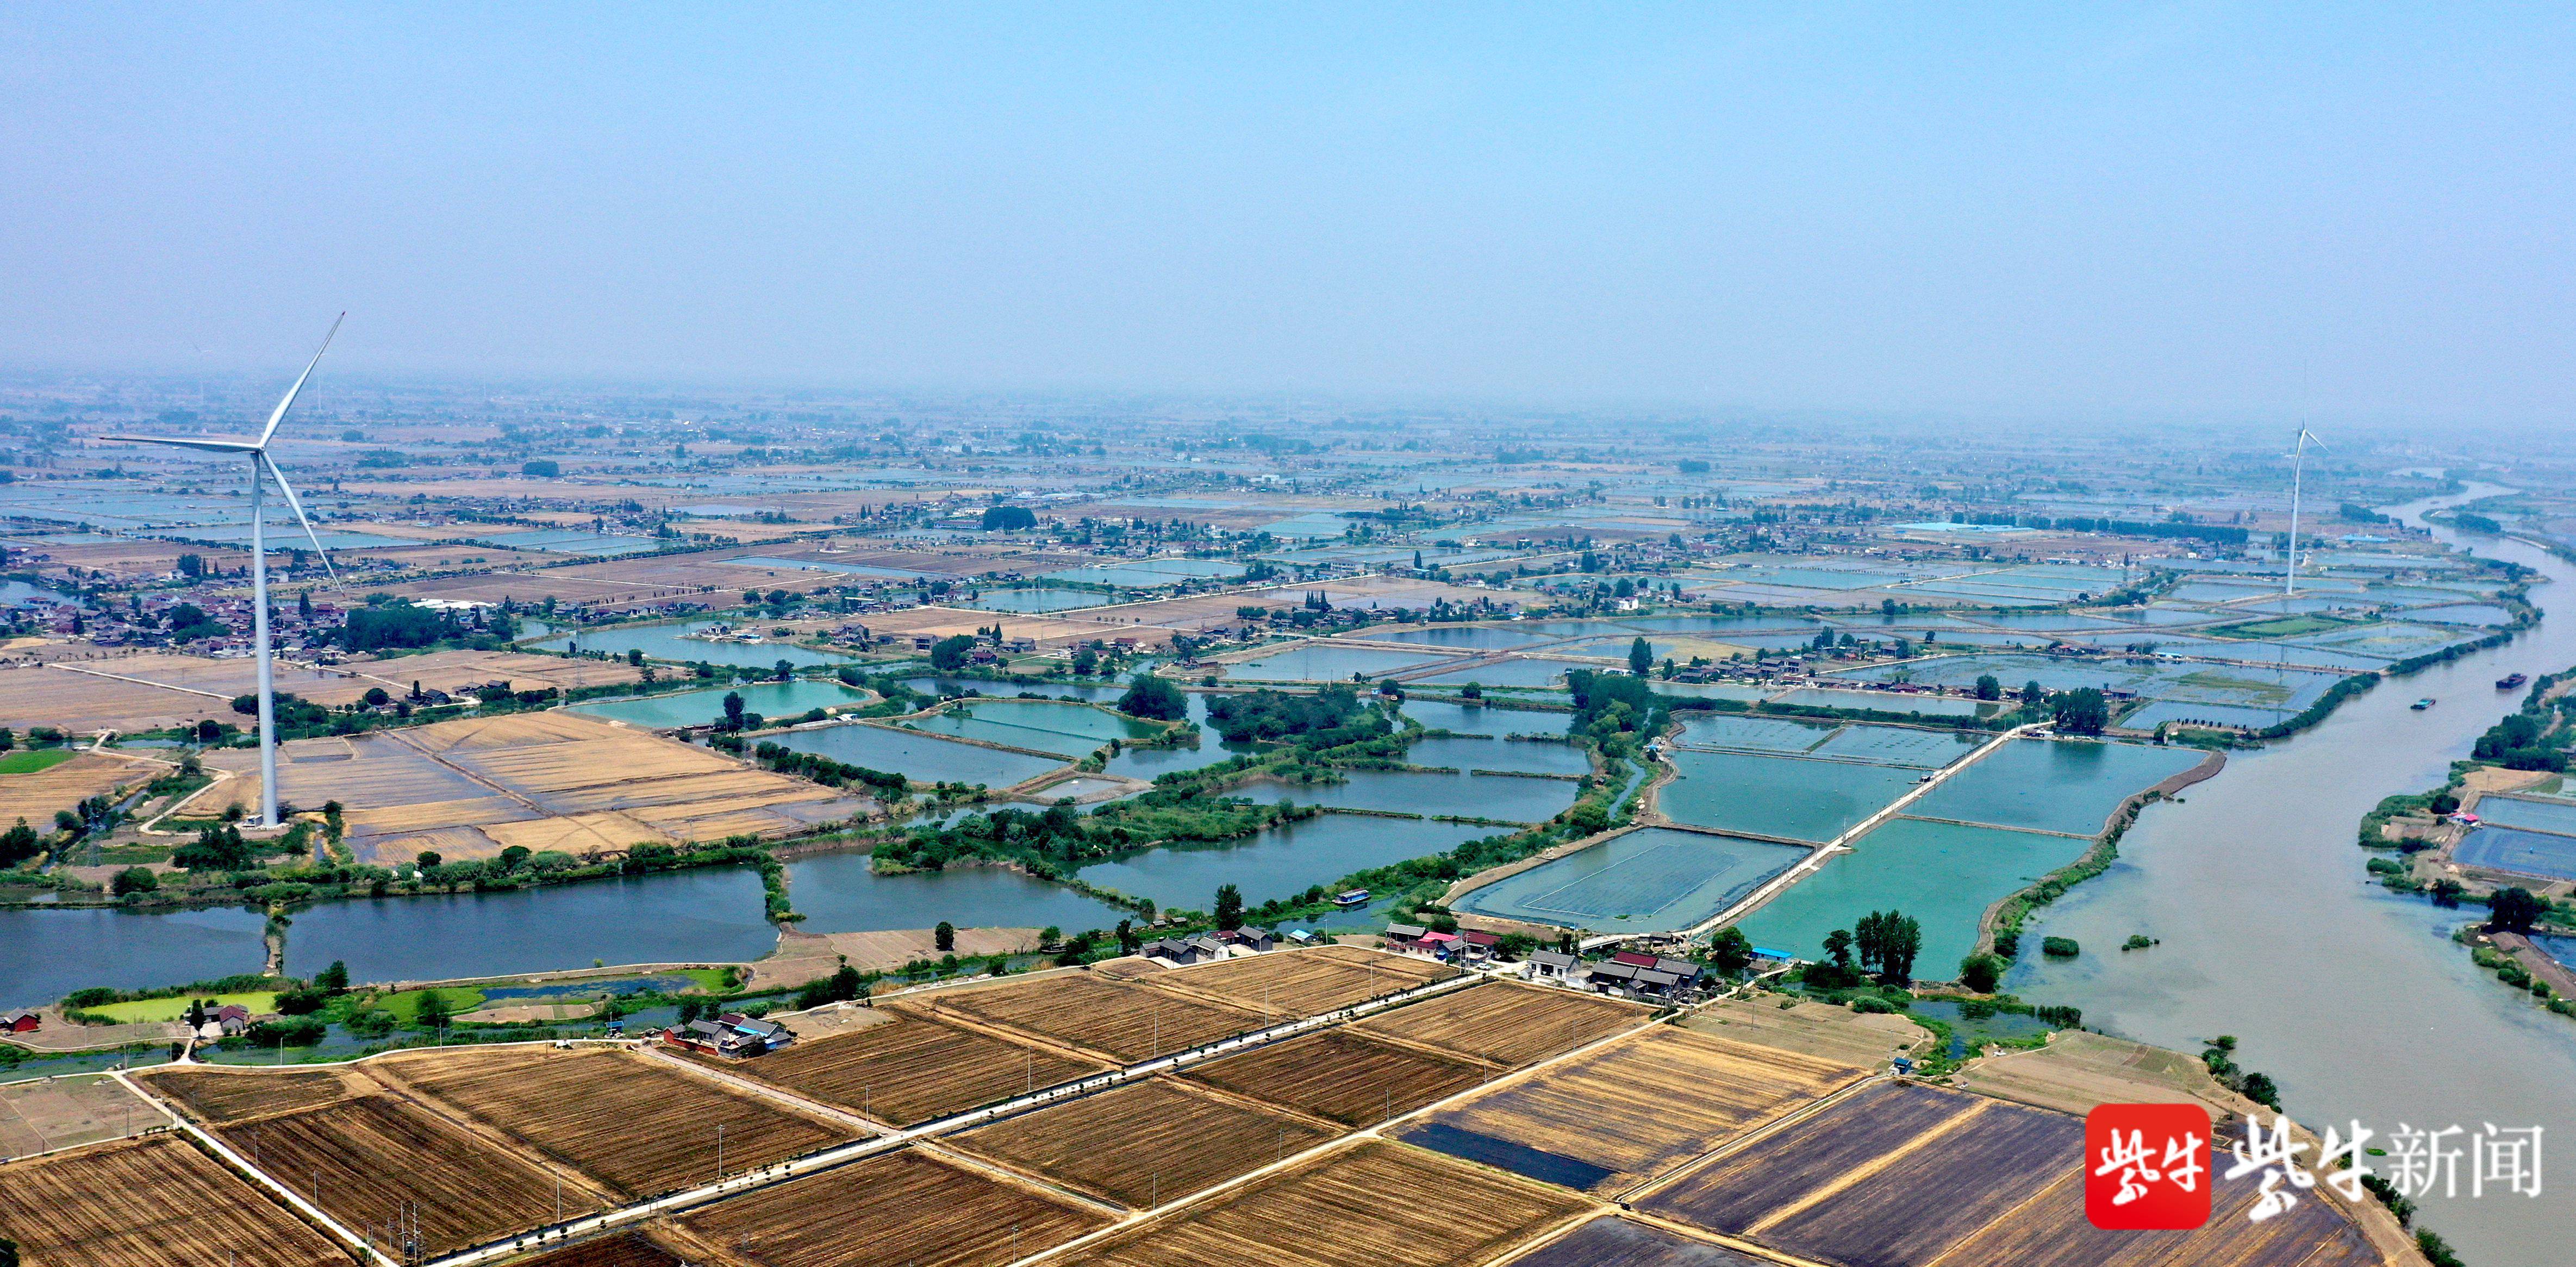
260, 453, 336, 582
97, 435, 263, 453
256, 313, 345, 448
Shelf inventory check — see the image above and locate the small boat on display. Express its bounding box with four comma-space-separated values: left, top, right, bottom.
1331, 888, 1371, 908
2498, 673, 2528, 690
2412, 698, 2436, 710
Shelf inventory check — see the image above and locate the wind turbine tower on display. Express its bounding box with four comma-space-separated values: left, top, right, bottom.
105, 316, 344, 828
2282, 426, 2323, 598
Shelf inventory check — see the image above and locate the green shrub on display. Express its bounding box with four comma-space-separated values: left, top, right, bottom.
2041, 936, 2080, 958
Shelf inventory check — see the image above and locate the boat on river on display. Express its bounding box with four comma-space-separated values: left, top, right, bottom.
1331, 888, 1371, 908
2498, 672, 2528, 690
2412, 697, 2436, 710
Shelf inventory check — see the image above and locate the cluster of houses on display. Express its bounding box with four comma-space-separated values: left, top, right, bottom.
1138, 926, 1290, 965
664, 1012, 796, 1058
1381, 924, 1712, 1001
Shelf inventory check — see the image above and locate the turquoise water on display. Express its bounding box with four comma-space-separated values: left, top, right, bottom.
285, 869, 776, 984
1404, 735, 1590, 777
537, 621, 854, 669
2472, 795, 2576, 837
1395, 699, 1568, 738
1262, 768, 1580, 825
1357, 625, 1562, 650
1676, 714, 1835, 754
1807, 725, 1982, 768
1908, 739, 2206, 837
567, 679, 868, 728
1772, 688, 1992, 717
1456, 827, 1811, 933
771, 723, 1068, 787
1075, 814, 1493, 910
0, 906, 270, 1009
788, 852, 1129, 935
1732, 818, 2095, 973
903, 699, 1163, 757
1657, 749, 1923, 843
1225, 645, 1450, 681
963, 588, 1114, 612
1654, 682, 1777, 702
1411, 658, 1579, 688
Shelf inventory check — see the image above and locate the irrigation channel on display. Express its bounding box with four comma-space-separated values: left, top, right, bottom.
2004, 485, 2576, 1266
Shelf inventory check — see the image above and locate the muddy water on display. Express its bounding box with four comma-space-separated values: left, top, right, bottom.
2005, 488, 2576, 1265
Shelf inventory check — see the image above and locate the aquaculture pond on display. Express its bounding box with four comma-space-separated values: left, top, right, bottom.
902, 699, 1164, 757
1262, 767, 1580, 825
282, 868, 778, 984
1075, 814, 1493, 910
770, 722, 1068, 788
2452, 826, 2576, 882
1657, 749, 1924, 844
1770, 688, 1993, 718
2469, 795, 2576, 837
0, 905, 270, 1009
1356, 625, 1563, 651
1222, 644, 1450, 682
566, 679, 869, 729
900, 677, 1126, 704
1730, 817, 2097, 972
1395, 698, 1567, 738
961, 588, 1113, 613
1403, 735, 1591, 777
1907, 739, 2207, 838
1674, 714, 1838, 754
786, 852, 1129, 935
1455, 827, 1810, 934
1411, 658, 1581, 688
534, 621, 854, 669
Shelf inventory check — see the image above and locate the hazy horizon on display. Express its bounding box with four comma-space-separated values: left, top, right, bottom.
7, 4, 2572, 423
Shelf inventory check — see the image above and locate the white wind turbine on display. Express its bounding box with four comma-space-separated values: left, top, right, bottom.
105, 315, 344, 828
2281, 425, 2324, 598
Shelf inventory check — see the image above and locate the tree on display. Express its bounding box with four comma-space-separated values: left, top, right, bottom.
1629, 637, 1653, 676
415, 850, 442, 869
1974, 673, 2002, 701
1116, 673, 1188, 721
2051, 687, 2110, 735
774, 659, 794, 682
1213, 883, 1245, 931
498, 845, 532, 871
414, 989, 452, 1031
1853, 910, 1922, 985
934, 920, 956, 952
0, 819, 39, 867
929, 634, 977, 671
1822, 928, 1853, 970
111, 866, 158, 896
1958, 953, 2005, 993
722, 691, 747, 730
981, 505, 1036, 531
2487, 886, 2545, 934
1707, 927, 1755, 977
522, 459, 561, 477
318, 960, 350, 994
1117, 918, 1140, 954
362, 686, 391, 707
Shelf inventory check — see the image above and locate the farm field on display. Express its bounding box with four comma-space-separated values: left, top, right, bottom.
373, 1046, 860, 1199
212, 1093, 568, 1256
677, 1012, 1107, 1126
1680, 997, 1928, 1069
1398, 1028, 1866, 1194
1929, 1161, 2384, 1267
908, 972, 1265, 1063
208, 710, 870, 864
0, 1135, 350, 1267
1180, 1028, 1493, 1127
0, 1072, 165, 1158
1142, 945, 1456, 1018
1058, 1138, 1590, 1267
1498, 1216, 1770, 1267
138, 1064, 366, 1125
676, 1146, 1111, 1267
507, 1229, 689, 1267
947, 1075, 1340, 1208
0, 751, 154, 832
1349, 981, 1647, 1068
1635, 1082, 1970, 1235
1747, 1095, 2079, 1267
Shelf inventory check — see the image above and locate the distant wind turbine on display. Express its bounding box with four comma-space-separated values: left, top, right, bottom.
104, 315, 344, 828
2282, 425, 2324, 597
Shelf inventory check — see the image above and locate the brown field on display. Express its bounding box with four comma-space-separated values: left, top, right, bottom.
139, 1065, 366, 1125
1144, 945, 1457, 1018
343, 647, 645, 697
907, 973, 1264, 1063
0, 662, 217, 733
374, 1046, 860, 1199
679, 1012, 1107, 1126
1500, 1216, 1769, 1267
215, 1093, 566, 1256
0, 751, 156, 832
1953, 1029, 2250, 1122
852, 604, 1175, 650
947, 1075, 1340, 1208
0, 1072, 164, 1158
1400, 1028, 1866, 1194
1350, 981, 1648, 1067
1182, 1028, 1492, 1127
1058, 1138, 1591, 1267
506, 1228, 688, 1267
0, 1135, 348, 1267
15, 537, 252, 582
210, 710, 869, 863
677, 1146, 1111, 1267
1927, 1162, 2384, 1267
1681, 996, 1928, 1069
46, 651, 389, 708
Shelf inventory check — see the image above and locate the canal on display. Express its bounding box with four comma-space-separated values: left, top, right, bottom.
2005, 486, 2576, 1265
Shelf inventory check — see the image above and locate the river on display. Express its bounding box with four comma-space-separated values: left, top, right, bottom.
2005, 485, 2576, 1265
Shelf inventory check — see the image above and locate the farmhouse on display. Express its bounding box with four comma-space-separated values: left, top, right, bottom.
1, 1009, 39, 1034
667, 1013, 797, 1058
1523, 949, 1579, 983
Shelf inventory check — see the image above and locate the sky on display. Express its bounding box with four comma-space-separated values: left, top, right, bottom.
4, 3, 2572, 422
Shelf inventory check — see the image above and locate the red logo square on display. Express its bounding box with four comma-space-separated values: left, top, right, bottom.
2085, 1103, 2213, 1229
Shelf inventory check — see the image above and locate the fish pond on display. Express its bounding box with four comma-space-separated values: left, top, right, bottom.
1454, 827, 1811, 934
786, 852, 1130, 935
1075, 814, 1494, 910
1656, 749, 1925, 844
0, 905, 270, 1010
1222, 644, 1452, 682
1731, 817, 2097, 972
535, 621, 855, 669
901, 698, 1165, 757
770, 722, 1068, 788
282, 868, 779, 984
1907, 739, 2207, 837
566, 679, 869, 729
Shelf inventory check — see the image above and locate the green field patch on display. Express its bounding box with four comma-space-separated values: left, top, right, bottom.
2168, 670, 2295, 707
381, 987, 487, 1022
0, 750, 79, 775
2201, 614, 2350, 639
82, 990, 278, 1023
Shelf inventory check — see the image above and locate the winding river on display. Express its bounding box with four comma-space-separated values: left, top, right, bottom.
2006, 486, 2576, 1265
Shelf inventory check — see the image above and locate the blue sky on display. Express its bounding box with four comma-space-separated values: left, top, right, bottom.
4, 3, 2571, 421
